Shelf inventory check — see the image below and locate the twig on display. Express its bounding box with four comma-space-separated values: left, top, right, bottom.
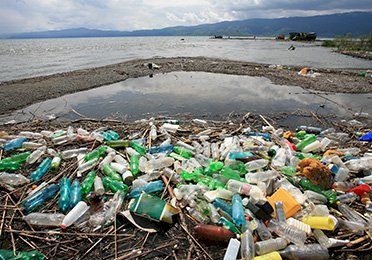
4, 228, 131, 237
71, 108, 87, 118
259, 114, 275, 131
114, 216, 118, 259
160, 174, 172, 200
310, 111, 324, 125
347, 235, 369, 247
0, 195, 9, 237
78, 226, 114, 260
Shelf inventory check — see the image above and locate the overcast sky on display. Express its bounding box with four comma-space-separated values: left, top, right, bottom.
1, 0, 371, 34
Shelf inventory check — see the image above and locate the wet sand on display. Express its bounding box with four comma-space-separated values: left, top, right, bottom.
0, 56, 371, 115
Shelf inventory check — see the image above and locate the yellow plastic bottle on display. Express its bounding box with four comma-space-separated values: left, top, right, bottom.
254, 251, 282, 260
301, 216, 336, 231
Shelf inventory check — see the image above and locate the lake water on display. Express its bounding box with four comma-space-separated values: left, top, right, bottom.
1, 37, 371, 81
1, 72, 370, 125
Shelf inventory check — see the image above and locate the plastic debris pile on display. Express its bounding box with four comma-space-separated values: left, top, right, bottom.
0, 116, 371, 260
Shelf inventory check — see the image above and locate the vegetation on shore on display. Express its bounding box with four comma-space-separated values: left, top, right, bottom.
322, 33, 372, 52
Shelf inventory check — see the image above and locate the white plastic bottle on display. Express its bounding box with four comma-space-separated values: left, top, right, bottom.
60, 201, 90, 229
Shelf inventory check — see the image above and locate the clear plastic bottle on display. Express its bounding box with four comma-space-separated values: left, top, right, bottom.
274, 202, 286, 223
268, 219, 307, 246
338, 203, 367, 226
0, 172, 29, 186
61, 148, 88, 159
256, 219, 272, 241
271, 148, 287, 168
240, 228, 255, 260
245, 170, 277, 184
287, 217, 311, 235
94, 176, 105, 195
99, 152, 116, 169
278, 178, 306, 205
245, 159, 269, 172
208, 203, 221, 223
255, 238, 288, 256
279, 244, 329, 260
104, 190, 125, 225
60, 201, 90, 229
26, 146, 46, 164
23, 212, 65, 227
336, 192, 358, 203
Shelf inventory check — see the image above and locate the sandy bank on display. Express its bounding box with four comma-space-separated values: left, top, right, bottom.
0, 57, 371, 115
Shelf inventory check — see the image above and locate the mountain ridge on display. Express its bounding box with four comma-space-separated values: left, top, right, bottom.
1, 11, 371, 39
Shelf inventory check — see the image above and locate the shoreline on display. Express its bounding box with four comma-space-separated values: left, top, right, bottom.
0, 56, 371, 116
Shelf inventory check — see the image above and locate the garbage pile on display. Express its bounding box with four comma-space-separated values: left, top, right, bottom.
0, 116, 371, 259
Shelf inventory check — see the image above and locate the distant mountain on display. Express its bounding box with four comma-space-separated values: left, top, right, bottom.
2, 12, 371, 39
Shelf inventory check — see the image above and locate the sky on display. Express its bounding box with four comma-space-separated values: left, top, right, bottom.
0, 0, 371, 34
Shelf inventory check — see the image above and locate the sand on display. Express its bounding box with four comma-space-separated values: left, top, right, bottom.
0, 56, 371, 115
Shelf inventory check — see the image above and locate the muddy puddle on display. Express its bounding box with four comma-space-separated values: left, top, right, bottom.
1, 72, 371, 125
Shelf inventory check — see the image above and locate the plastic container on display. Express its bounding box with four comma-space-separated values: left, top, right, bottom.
268, 219, 307, 246
301, 216, 336, 231
223, 238, 240, 260
60, 201, 90, 229
279, 244, 329, 260
268, 188, 301, 218
255, 238, 288, 256
287, 217, 311, 234
240, 228, 255, 259
23, 212, 65, 227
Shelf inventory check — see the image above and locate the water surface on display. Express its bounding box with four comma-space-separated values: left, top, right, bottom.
1, 72, 370, 124
1, 37, 371, 81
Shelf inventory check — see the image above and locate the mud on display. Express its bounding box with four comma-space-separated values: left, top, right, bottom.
0, 56, 371, 116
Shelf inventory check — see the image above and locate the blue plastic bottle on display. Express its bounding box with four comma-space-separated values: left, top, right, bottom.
58, 178, 71, 214
129, 180, 164, 198
30, 158, 52, 182
3, 137, 28, 151
232, 194, 245, 226
148, 144, 174, 154
70, 180, 82, 209
22, 184, 59, 213
213, 198, 233, 216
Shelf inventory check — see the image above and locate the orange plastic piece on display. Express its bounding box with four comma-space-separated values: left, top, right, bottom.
267, 188, 301, 218
298, 67, 309, 75
323, 150, 344, 157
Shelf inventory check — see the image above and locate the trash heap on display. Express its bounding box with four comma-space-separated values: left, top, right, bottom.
0, 116, 371, 260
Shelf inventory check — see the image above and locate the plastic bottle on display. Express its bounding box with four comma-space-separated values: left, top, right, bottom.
129, 180, 164, 198
274, 202, 286, 223
50, 155, 61, 172
232, 194, 245, 226
129, 140, 147, 155
268, 219, 307, 246
255, 238, 288, 256
23, 212, 65, 227
70, 180, 82, 208
2, 137, 28, 151
256, 220, 272, 241
59, 178, 71, 214
279, 244, 329, 260
84, 146, 107, 162
94, 176, 104, 195
61, 148, 88, 159
223, 238, 240, 260
301, 216, 336, 231
144, 157, 175, 173
194, 224, 235, 242
78, 158, 98, 175
278, 178, 306, 205
245, 159, 269, 172
22, 184, 59, 213
337, 203, 367, 226
296, 134, 316, 151
287, 217, 311, 234
213, 198, 233, 216
148, 144, 174, 154
0, 161, 21, 171
104, 190, 125, 225
60, 201, 90, 229
99, 152, 116, 169
162, 167, 181, 184
221, 166, 242, 181
312, 229, 349, 249
0, 172, 30, 186
106, 140, 129, 148
81, 171, 96, 195
173, 146, 194, 159
271, 148, 287, 169
130, 154, 140, 176
187, 207, 209, 223
1, 151, 31, 164
102, 177, 129, 193
102, 164, 122, 182
30, 158, 52, 182
26, 146, 46, 164
254, 251, 282, 260
240, 227, 255, 260
0, 249, 45, 260
336, 192, 358, 203
337, 218, 365, 233
245, 170, 278, 184
226, 179, 253, 196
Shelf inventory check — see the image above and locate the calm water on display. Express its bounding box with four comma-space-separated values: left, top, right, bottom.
1, 72, 370, 124
0, 37, 371, 81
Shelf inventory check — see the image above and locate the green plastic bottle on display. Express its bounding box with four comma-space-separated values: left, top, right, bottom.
0, 161, 21, 171
50, 155, 61, 172
209, 161, 224, 172
0, 249, 46, 260
102, 177, 128, 194
106, 140, 129, 148
218, 216, 241, 234
58, 178, 71, 214
296, 134, 317, 151
102, 164, 122, 181
298, 178, 337, 204
130, 154, 139, 176
221, 166, 241, 181
129, 141, 147, 155
84, 146, 107, 162
280, 166, 296, 177
173, 146, 193, 159
1, 151, 31, 164
81, 170, 96, 195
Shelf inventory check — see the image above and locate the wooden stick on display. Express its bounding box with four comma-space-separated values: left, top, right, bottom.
259, 114, 275, 131
0, 195, 9, 238
4, 228, 131, 237
78, 226, 114, 260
